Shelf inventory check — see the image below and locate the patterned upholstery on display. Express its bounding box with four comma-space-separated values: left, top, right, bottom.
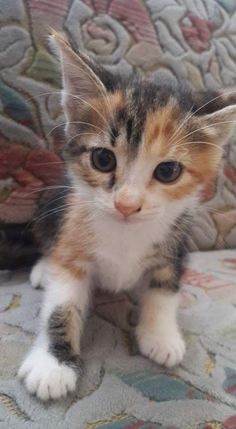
1, 249, 236, 426
1, 0, 236, 252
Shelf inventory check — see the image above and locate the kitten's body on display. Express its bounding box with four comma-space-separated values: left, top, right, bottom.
33, 185, 190, 293
18, 33, 236, 401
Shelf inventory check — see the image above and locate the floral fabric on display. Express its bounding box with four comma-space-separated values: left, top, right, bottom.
1, 249, 236, 427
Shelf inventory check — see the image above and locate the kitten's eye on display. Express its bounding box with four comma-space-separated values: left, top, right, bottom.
91, 148, 116, 173
154, 161, 183, 183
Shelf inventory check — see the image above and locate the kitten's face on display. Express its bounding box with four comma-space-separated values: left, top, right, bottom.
64, 91, 216, 224
52, 33, 236, 225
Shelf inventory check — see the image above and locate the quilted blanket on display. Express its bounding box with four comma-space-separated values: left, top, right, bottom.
1, 0, 236, 259
1, 249, 236, 428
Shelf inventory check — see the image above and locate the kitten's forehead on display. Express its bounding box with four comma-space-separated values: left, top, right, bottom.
114, 77, 192, 157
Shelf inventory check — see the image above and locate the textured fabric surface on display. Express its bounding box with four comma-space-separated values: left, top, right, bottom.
1, 0, 236, 250
1, 250, 236, 427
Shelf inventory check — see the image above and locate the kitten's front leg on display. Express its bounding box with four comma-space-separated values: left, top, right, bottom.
18, 261, 90, 401
136, 266, 185, 368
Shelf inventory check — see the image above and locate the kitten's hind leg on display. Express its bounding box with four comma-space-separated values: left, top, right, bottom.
30, 257, 48, 289
19, 261, 91, 401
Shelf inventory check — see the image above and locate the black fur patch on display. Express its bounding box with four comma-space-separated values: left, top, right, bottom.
149, 212, 191, 291
110, 127, 119, 147
126, 118, 133, 142
63, 141, 88, 160
48, 305, 83, 374
108, 173, 116, 189
116, 107, 127, 123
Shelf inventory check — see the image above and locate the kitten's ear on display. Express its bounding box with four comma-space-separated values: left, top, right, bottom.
49, 31, 113, 118
193, 90, 236, 145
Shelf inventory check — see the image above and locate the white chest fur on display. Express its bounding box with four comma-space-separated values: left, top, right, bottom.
92, 214, 167, 293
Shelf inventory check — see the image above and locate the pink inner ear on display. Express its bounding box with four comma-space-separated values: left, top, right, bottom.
51, 33, 105, 106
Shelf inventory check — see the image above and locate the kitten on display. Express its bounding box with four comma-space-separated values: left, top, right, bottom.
18, 32, 236, 401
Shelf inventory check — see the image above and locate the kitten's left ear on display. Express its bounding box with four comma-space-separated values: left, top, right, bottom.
193, 91, 236, 145
49, 31, 115, 119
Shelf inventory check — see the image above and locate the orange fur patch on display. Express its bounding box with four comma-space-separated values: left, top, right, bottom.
49, 194, 94, 279
54, 304, 82, 353
144, 102, 180, 154
63, 304, 82, 353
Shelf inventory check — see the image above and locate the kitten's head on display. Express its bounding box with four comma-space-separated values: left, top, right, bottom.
51, 32, 236, 226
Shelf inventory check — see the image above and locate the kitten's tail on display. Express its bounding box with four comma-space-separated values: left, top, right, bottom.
0, 224, 40, 270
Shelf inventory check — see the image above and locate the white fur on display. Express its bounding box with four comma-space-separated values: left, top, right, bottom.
30, 258, 48, 289
41, 264, 90, 323
136, 289, 186, 367
91, 197, 195, 293
18, 346, 77, 401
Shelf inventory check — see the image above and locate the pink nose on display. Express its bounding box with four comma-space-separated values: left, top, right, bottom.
115, 200, 142, 217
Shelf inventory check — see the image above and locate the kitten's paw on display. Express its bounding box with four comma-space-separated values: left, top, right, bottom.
30, 258, 47, 289
137, 328, 186, 368
18, 348, 78, 401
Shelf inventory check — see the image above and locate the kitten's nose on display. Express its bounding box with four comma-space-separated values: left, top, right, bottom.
115, 200, 142, 217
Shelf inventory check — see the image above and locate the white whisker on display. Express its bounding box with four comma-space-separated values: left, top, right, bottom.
173, 120, 236, 147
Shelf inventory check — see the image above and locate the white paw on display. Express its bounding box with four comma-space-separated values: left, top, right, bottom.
30, 258, 47, 289
18, 348, 78, 401
137, 329, 186, 368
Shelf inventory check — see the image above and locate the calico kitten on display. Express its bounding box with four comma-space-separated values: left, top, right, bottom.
18, 32, 236, 401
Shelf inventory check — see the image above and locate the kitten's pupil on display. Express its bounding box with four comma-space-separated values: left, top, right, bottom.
91, 148, 116, 173
154, 161, 183, 183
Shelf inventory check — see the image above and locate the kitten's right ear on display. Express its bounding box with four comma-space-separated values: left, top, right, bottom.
192, 89, 236, 145
49, 31, 112, 119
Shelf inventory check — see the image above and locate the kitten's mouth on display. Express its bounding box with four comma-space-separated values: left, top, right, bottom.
112, 212, 143, 224
111, 209, 160, 225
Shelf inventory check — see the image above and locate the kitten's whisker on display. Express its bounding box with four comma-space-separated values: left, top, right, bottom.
168, 107, 194, 145
39, 192, 74, 211
184, 88, 236, 123
66, 131, 104, 146
46, 122, 67, 136
203, 205, 236, 223
177, 140, 224, 153
25, 91, 63, 103
24, 161, 64, 167
32, 203, 79, 225
25, 185, 76, 197
173, 119, 236, 147
47, 121, 107, 138
172, 214, 226, 249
